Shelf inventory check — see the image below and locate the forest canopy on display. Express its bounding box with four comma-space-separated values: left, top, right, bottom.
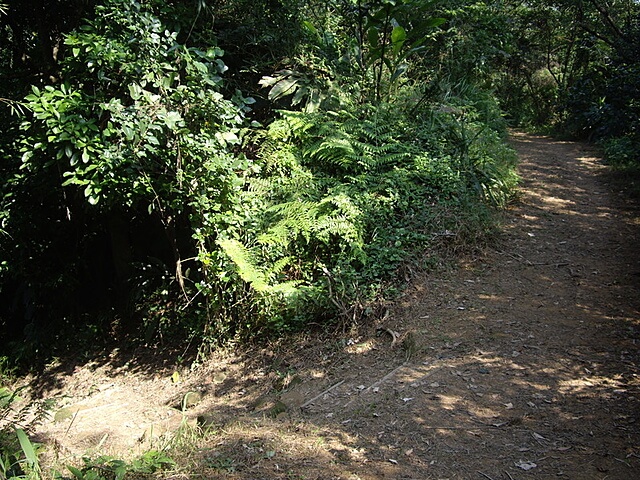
0, 0, 638, 365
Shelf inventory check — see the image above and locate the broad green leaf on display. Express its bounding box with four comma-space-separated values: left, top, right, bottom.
306, 89, 321, 113
128, 84, 141, 100
391, 26, 407, 56
291, 86, 307, 106
367, 27, 379, 49
215, 58, 228, 74
163, 111, 183, 130
114, 464, 127, 480
259, 75, 278, 88
216, 130, 240, 145
193, 61, 208, 74
302, 20, 319, 36
16, 428, 40, 472
391, 63, 409, 82
161, 73, 177, 88
268, 77, 299, 101
425, 17, 446, 27
67, 465, 84, 479
122, 124, 135, 141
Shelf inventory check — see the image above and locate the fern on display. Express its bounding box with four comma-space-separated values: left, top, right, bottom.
314, 194, 363, 246
258, 201, 321, 246
226, 97, 518, 333
256, 194, 363, 253
217, 238, 301, 296
269, 111, 317, 141
306, 134, 355, 165
276, 108, 415, 177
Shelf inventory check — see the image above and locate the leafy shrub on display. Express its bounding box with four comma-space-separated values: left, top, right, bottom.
215, 94, 518, 334
1, 0, 519, 356
2, 0, 252, 354
602, 136, 640, 170
60, 450, 175, 480
1, 381, 51, 480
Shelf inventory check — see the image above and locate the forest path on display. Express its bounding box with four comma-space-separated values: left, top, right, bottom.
32, 133, 640, 479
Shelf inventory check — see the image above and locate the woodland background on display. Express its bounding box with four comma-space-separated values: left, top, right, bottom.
0, 0, 638, 367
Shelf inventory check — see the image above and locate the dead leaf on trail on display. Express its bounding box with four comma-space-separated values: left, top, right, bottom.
516, 460, 537, 470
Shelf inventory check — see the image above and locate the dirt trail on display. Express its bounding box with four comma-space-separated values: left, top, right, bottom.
32, 133, 640, 479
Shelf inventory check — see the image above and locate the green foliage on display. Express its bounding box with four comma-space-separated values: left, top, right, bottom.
218, 238, 301, 296
0, 428, 41, 480
2, 0, 255, 355
601, 135, 640, 197
0, 99, 27, 117
602, 136, 640, 170
61, 450, 174, 480
20, 0, 244, 211
483, 0, 640, 138
216, 92, 517, 332
259, 0, 445, 108
1, 0, 521, 356
430, 1, 513, 85
1, 382, 51, 480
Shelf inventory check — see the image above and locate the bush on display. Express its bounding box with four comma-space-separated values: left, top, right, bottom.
0, 0, 520, 358
1, 376, 51, 480
602, 136, 640, 170
214, 92, 518, 335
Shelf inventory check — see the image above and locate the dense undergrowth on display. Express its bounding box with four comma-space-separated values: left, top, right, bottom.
1, 0, 637, 477
224, 94, 517, 335
0, 0, 519, 367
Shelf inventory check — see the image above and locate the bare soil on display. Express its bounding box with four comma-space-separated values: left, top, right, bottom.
26, 132, 640, 479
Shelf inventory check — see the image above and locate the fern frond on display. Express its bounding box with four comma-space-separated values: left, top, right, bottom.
258, 201, 320, 246
218, 238, 301, 296
305, 134, 355, 169
273, 111, 318, 140
218, 238, 270, 292
314, 194, 364, 247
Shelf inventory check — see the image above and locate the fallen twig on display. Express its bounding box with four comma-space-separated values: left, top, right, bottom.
497, 250, 569, 268
477, 472, 495, 480
364, 362, 408, 393
378, 327, 400, 347
343, 362, 408, 407
418, 425, 505, 430
300, 380, 345, 409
